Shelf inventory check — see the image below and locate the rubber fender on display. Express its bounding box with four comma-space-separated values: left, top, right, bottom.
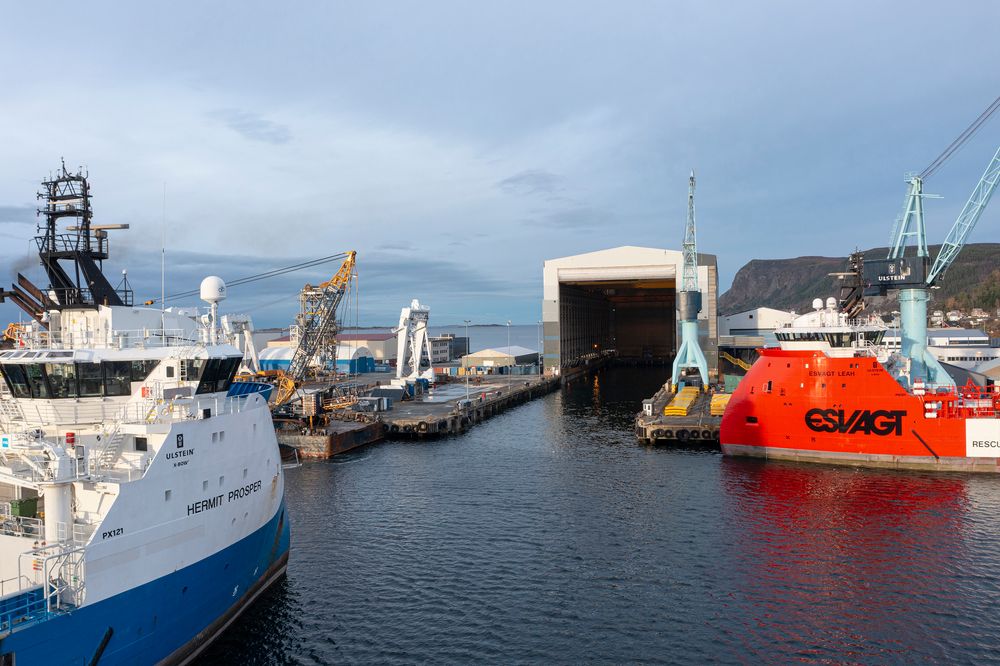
690, 430, 701, 440
663, 430, 673, 439
418, 422, 429, 433
403, 425, 413, 433
677, 429, 689, 440
390, 424, 400, 433
702, 430, 712, 440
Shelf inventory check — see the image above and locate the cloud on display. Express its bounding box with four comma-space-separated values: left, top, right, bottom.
10, 246, 536, 328
544, 207, 610, 229
208, 109, 292, 145
0, 204, 36, 225
498, 169, 563, 196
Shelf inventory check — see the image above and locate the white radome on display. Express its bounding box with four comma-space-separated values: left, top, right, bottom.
200, 276, 227, 304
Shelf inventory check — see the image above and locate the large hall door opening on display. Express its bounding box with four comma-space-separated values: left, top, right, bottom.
558, 279, 676, 366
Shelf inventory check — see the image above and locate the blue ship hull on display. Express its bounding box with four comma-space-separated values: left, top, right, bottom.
0, 501, 290, 665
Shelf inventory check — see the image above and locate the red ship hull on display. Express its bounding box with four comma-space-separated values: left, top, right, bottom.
720, 348, 1000, 472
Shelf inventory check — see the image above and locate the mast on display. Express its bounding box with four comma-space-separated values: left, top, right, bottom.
36, 160, 131, 309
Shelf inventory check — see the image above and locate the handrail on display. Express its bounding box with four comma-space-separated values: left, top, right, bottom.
719, 351, 752, 371
11, 328, 194, 351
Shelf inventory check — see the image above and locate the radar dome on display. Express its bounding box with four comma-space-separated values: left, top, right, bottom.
825, 297, 837, 309
812, 298, 823, 310
200, 276, 227, 304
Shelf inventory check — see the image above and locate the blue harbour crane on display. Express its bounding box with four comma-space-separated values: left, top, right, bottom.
864, 95, 1000, 388
671, 171, 710, 391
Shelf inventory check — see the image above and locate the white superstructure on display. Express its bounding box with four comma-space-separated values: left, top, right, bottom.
0, 302, 283, 610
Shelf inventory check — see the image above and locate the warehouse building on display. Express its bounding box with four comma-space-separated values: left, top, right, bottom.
259, 344, 375, 374
542, 246, 718, 377
461, 346, 540, 375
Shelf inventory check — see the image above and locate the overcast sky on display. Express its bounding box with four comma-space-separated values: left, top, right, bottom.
1, 1, 998, 326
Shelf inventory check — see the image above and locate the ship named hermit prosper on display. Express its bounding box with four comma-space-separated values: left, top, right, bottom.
0, 164, 289, 664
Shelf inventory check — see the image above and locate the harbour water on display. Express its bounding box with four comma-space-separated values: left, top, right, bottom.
198, 363, 1000, 664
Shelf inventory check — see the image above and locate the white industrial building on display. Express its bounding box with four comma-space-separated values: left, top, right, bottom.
542, 246, 717, 376
719, 307, 796, 337
334, 333, 397, 361
259, 343, 374, 374
461, 346, 540, 374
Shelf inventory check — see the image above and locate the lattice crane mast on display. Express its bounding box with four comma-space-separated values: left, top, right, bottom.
273, 251, 356, 406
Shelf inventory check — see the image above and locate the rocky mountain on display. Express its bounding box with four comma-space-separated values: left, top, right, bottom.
719, 243, 1000, 315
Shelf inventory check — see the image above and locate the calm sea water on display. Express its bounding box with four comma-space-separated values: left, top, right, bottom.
198, 365, 1000, 664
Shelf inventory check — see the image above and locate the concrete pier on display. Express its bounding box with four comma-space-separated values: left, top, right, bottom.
382, 375, 560, 438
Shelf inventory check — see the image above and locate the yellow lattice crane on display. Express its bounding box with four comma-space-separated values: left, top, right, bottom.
273, 252, 356, 406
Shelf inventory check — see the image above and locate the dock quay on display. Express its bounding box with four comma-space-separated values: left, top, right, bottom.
273, 374, 560, 458
634, 384, 722, 445
383, 375, 559, 438
276, 418, 385, 459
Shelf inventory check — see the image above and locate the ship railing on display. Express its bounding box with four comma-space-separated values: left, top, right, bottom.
16, 327, 195, 351
854, 339, 882, 357
19, 543, 86, 606
0, 444, 54, 484
0, 582, 47, 635
2, 543, 87, 632
8, 400, 124, 429
0, 575, 33, 598
0, 505, 43, 540
116, 392, 257, 426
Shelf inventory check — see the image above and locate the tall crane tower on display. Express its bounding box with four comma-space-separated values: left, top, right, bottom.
671, 171, 710, 391
273, 251, 357, 405
861, 96, 1000, 388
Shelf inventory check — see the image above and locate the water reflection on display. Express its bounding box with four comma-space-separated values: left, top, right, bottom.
196, 367, 1000, 664
719, 458, 970, 662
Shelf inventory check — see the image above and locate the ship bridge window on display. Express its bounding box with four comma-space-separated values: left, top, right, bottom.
77, 363, 103, 397
182, 359, 204, 383
23, 364, 51, 399
862, 331, 885, 345
103, 361, 132, 397
130, 360, 159, 382
3, 361, 155, 399
826, 333, 852, 347
0, 364, 31, 399
196, 357, 241, 395
45, 363, 77, 399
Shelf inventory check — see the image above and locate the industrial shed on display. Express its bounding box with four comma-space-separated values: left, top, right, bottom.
461, 346, 540, 374
542, 246, 718, 376
259, 344, 375, 374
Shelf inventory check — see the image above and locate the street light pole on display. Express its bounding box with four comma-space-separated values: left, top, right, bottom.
537, 320, 542, 375
464, 319, 471, 400
506, 320, 511, 376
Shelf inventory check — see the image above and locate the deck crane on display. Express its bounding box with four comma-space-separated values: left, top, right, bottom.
861, 96, 1000, 388
273, 251, 357, 405
670, 171, 710, 391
